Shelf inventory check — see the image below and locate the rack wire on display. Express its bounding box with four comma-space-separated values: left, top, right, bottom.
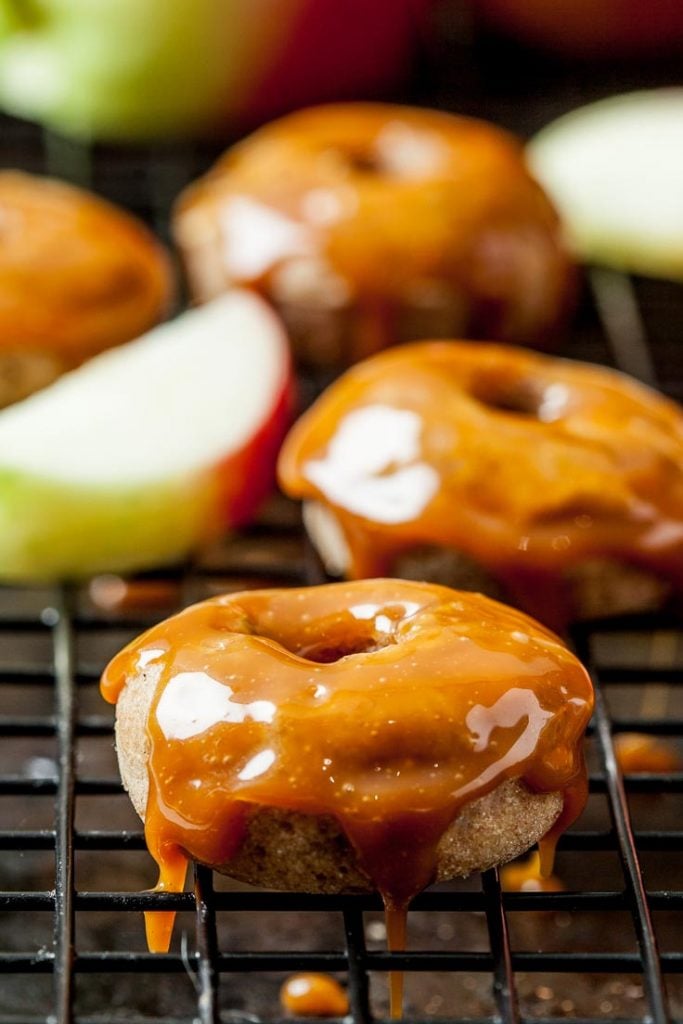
1, 27, 682, 1023
2, 517, 680, 1024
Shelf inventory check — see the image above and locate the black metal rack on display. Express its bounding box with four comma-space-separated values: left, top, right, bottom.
1, 563, 682, 1024
1, 24, 682, 1022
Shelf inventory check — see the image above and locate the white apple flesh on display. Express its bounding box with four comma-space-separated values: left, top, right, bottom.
0, 291, 292, 581
527, 89, 683, 282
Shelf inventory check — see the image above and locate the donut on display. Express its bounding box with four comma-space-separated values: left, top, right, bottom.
173, 103, 575, 368
101, 579, 592, 964
0, 171, 174, 407
278, 341, 683, 631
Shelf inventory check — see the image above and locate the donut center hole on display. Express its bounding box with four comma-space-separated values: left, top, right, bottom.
294, 613, 399, 663
212, 603, 397, 663
475, 387, 539, 416
471, 373, 571, 423
471, 365, 573, 422
470, 372, 541, 416
298, 632, 389, 663
345, 150, 382, 174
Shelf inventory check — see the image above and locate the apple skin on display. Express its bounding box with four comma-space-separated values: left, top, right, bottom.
471, 0, 683, 57
0, 0, 430, 141
238, 0, 433, 131
0, 293, 294, 582
217, 372, 295, 530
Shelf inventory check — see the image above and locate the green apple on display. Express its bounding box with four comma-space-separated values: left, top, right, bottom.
0, 0, 429, 141
0, 0, 295, 139
527, 89, 683, 282
0, 290, 292, 581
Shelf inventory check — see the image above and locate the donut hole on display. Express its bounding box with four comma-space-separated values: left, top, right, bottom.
298, 640, 379, 663
212, 599, 396, 663
471, 373, 570, 423
298, 626, 393, 664
344, 149, 382, 175
470, 374, 543, 418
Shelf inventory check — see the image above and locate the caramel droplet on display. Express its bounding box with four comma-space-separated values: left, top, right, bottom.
280, 974, 349, 1017
614, 733, 683, 774
500, 851, 564, 892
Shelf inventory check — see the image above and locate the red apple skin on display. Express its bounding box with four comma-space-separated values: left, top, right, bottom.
472, 0, 683, 56
235, 0, 433, 130
217, 345, 295, 529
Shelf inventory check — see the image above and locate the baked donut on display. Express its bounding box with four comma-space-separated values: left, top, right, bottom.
278, 342, 683, 632
173, 104, 575, 368
101, 579, 592, 964
0, 171, 174, 407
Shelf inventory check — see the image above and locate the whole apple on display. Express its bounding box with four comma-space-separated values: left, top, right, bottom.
0, 0, 431, 141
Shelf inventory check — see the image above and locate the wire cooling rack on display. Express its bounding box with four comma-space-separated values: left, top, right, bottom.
1, 22, 682, 1022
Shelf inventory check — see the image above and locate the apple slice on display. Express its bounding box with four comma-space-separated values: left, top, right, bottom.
527, 89, 683, 281
0, 291, 292, 581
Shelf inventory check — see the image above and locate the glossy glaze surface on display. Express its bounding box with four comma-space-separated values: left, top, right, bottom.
279, 342, 683, 629
174, 104, 573, 363
102, 580, 592, 956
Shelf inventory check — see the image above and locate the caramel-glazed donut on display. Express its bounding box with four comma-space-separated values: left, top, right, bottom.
173, 104, 574, 368
0, 171, 174, 407
102, 580, 592, 955
278, 342, 683, 631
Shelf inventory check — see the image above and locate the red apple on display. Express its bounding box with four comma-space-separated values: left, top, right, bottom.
471, 0, 683, 57
238, 0, 434, 131
0, 291, 293, 580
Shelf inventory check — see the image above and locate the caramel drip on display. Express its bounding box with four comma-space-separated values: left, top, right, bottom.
386, 906, 408, 1019
278, 342, 683, 631
101, 581, 593, 956
500, 851, 564, 893
144, 814, 188, 954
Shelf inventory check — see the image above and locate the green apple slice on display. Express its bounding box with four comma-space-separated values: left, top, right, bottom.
527, 89, 683, 281
0, 291, 292, 581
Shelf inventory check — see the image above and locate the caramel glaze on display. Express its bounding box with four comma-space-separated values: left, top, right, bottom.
278, 342, 683, 632
101, 580, 592, 967
0, 171, 173, 367
174, 104, 574, 363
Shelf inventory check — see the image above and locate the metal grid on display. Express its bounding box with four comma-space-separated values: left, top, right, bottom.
1, 34, 683, 1022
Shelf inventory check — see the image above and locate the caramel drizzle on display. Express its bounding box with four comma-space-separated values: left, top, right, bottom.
101, 582, 593, 991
